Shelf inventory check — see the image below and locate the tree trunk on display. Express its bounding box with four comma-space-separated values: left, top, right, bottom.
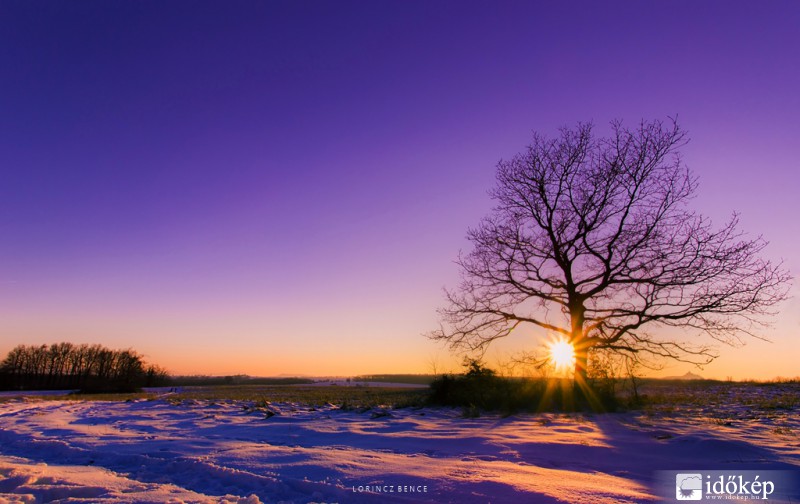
569, 302, 587, 383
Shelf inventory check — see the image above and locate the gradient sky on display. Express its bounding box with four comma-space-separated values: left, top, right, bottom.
1, 1, 798, 379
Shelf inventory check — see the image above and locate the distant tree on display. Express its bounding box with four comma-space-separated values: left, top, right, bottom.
431, 119, 791, 384
143, 364, 170, 387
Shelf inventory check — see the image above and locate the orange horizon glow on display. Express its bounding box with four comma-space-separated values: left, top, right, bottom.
2, 325, 799, 381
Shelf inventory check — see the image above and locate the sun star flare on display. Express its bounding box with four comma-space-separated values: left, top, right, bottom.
548, 339, 576, 372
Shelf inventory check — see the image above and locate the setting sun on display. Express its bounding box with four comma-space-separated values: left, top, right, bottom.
548, 339, 576, 371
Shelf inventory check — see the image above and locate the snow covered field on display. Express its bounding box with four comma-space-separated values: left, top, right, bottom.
1, 384, 798, 503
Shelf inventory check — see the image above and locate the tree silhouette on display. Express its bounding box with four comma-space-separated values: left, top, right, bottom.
0, 342, 169, 391
431, 119, 791, 384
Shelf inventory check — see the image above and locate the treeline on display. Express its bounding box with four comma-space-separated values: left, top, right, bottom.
169, 375, 314, 386
0, 342, 169, 392
354, 374, 436, 385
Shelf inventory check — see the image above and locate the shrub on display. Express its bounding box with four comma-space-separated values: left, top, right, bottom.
427, 359, 619, 413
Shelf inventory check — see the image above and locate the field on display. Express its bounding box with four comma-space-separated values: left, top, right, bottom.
0, 381, 798, 503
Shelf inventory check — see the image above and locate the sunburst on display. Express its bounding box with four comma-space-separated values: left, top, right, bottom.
547, 338, 575, 371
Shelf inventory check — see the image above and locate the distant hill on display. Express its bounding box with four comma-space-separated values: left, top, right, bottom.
659, 371, 704, 380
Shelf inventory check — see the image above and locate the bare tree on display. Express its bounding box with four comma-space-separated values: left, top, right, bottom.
431, 119, 791, 383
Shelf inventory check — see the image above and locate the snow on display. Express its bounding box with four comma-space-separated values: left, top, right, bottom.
1, 388, 798, 503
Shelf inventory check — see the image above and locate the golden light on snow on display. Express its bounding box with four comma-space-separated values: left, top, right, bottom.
548, 339, 576, 371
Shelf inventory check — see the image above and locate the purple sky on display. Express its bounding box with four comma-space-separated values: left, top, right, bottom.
1, 1, 798, 378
